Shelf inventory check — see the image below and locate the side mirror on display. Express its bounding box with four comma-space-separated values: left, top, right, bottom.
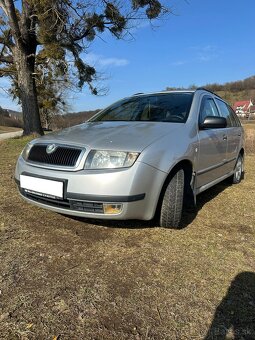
199, 116, 227, 130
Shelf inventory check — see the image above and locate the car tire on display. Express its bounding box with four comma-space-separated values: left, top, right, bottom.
160, 168, 184, 228
231, 154, 244, 184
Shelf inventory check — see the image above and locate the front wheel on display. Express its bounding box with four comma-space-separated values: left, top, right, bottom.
160, 169, 184, 228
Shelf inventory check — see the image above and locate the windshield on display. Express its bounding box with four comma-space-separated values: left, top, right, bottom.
91, 93, 193, 123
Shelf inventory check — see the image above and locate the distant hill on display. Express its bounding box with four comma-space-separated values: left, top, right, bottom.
166, 75, 255, 106
0, 105, 100, 129
52, 110, 100, 129
0, 106, 23, 128
8, 109, 22, 119
0, 106, 22, 118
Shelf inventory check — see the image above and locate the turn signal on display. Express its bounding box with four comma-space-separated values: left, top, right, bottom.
103, 204, 123, 215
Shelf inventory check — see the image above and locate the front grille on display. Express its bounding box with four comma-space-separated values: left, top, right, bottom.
70, 200, 104, 213
21, 189, 104, 214
28, 144, 83, 167
24, 191, 70, 209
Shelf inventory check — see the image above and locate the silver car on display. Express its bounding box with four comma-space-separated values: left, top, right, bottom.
15, 89, 244, 228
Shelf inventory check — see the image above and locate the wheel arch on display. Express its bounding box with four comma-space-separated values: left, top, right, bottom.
154, 159, 194, 219
166, 159, 194, 188
239, 147, 244, 157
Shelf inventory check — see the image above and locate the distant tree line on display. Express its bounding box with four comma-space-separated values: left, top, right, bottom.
52, 110, 100, 129
0, 106, 23, 127
203, 76, 255, 93
0, 108, 99, 130
166, 75, 255, 93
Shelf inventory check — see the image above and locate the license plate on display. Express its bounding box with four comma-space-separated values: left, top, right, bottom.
20, 175, 64, 199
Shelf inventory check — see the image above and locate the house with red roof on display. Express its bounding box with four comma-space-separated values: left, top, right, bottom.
233, 99, 253, 116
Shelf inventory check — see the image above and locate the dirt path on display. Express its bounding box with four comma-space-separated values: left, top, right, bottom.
0, 130, 23, 141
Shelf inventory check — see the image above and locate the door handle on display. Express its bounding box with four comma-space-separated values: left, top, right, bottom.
223, 135, 228, 140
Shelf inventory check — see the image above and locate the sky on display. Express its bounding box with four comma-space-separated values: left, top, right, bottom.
0, 0, 254, 112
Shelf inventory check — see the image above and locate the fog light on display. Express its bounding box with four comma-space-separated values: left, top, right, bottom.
103, 203, 123, 215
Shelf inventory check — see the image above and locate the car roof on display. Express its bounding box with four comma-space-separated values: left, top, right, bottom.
132, 90, 195, 96
131, 88, 222, 99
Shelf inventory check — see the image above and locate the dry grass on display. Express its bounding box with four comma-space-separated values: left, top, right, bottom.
244, 123, 255, 153
0, 136, 254, 339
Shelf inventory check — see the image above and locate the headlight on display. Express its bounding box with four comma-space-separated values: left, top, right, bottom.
85, 150, 139, 169
21, 143, 33, 161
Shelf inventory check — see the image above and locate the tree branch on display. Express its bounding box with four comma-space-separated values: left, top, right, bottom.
0, 1, 8, 17
3, 0, 22, 47
0, 28, 14, 48
0, 54, 13, 63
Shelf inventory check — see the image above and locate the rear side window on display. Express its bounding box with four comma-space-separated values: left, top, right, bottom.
215, 99, 234, 127
228, 105, 241, 127
199, 96, 219, 124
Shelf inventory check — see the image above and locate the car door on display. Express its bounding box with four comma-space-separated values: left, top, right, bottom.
196, 95, 228, 189
215, 98, 242, 173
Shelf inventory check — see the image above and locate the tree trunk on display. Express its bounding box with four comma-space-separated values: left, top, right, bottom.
14, 48, 43, 136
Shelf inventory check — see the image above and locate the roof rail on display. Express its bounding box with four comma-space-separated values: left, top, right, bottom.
195, 87, 223, 99
133, 92, 144, 96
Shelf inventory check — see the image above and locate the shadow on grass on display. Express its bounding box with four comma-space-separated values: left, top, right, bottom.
64, 179, 231, 230
65, 215, 155, 230
204, 271, 255, 339
180, 179, 230, 229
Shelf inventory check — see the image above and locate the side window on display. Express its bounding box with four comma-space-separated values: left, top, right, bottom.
228, 105, 241, 127
215, 99, 233, 127
199, 96, 220, 124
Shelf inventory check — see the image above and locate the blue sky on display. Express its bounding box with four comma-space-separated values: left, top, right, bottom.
0, 0, 254, 112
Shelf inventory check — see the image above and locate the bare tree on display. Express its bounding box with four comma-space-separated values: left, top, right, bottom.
0, 0, 168, 135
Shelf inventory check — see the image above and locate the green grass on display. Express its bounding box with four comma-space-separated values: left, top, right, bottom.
0, 136, 254, 339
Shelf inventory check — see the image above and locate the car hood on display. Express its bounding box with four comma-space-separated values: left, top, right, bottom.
37, 121, 183, 152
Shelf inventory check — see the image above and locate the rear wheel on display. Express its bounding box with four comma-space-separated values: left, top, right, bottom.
160, 168, 184, 228
231, 154, 244, 184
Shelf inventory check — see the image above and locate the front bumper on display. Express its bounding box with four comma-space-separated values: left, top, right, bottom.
15, 156, 167, 220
